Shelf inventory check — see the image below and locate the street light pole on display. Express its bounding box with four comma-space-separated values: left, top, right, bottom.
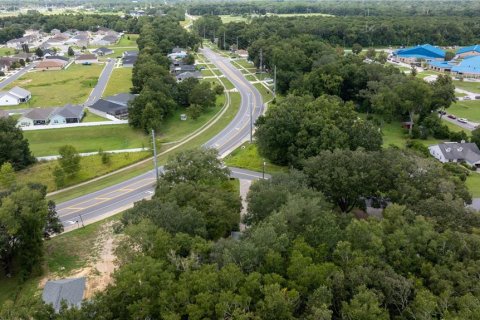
249, 93, 253, 143
78, 214, 84, 227
262, 160, 266, 179
152, 129, 159, 181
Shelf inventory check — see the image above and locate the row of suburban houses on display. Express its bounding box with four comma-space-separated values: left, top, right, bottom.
17, 104, 85, 127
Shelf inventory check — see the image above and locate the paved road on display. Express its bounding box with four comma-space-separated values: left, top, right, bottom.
57, 49, 265, 227
57, 167, 268, 227
441, 114, 477, 131
0, 63, 35, 90
84, 59, 116, 106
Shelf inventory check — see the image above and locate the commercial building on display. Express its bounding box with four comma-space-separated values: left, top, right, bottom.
393, 44, 445, 64
451, 56, 480, 78
456, 45, 480, 59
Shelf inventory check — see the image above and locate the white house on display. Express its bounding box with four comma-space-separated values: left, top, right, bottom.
429, 142, 480, 168
0, 86, 31, 106
17, 108, 56, 127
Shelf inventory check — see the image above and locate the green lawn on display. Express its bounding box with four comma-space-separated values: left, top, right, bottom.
24, 124, 149, 157
17, 151, 151, 192
115, 34, 139, 47
83, 110, 110, 122
254, 83, 274, 102
201, 69, 214, 77
49, 92, 242, 204
453, 80, 480, 94
0, 47, 13, 56
219, 15, 248, 23
103, 67, 132, 97
442, 119, 471, 135
224, 142, 288, 174
447, 100, 480, 122
466, 173, 480, 197
3, 64, 104, 108
158, 94, 225, 143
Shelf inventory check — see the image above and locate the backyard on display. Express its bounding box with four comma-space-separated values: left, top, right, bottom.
3, 64, 104, 108
103, 67, 133, 97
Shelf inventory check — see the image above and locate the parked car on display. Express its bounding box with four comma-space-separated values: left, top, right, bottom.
447, 114, 457, 119
475, 96, 480, 100
464, 96, 472, 100
458, 118, 468, 123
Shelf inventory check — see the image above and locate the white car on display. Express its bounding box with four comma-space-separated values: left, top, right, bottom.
458, 118, 468, 123
464, 96, 472, 100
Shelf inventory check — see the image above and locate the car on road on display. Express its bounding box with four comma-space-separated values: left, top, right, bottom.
464, 96, 472, 100
458, 118, 468, 123
447, 114, 457, 119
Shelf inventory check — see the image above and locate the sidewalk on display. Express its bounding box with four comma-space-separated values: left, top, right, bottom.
37, 148, 149, 161
21, 120, 128, 131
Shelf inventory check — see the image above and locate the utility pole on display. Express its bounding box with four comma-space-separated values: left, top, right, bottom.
223, 30, 226, 49
203, 25, 206, 39
273, 65, 277, 97
259, 48, 263, 73
152, 129, 159, 181
236, 36, 239, 49
249, 93, 253, 143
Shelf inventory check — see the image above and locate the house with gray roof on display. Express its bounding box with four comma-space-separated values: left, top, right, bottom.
122, 55, 138, 67
92, 47, 113, 56
50, 104, 85, 124
171, 64, 196, 75
429, 142, 480, 168
89, 93, 136, 119
176, 71, 203, 82
0, 86, 31, 106
42, 277, 85, 312
17, 108, 56, 126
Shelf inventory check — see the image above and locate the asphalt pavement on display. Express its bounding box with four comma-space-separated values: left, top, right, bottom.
84, 59, 116, 106
0, 63, 35, 90
56, 49, 266, 227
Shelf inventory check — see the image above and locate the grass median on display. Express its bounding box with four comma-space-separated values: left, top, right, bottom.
102, 67, 133, 97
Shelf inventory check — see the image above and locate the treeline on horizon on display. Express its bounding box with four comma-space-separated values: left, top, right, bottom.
187, 0, 480, 17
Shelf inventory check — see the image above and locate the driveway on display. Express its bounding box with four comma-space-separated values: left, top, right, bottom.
84, 59, 116, 106
0, 63, 35, 90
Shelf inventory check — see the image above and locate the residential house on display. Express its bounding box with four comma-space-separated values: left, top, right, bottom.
0, 86, 30, 106
35, 59, 67, 71
122, 53, 138, 67
50, 104, 85, 124
45, 55, 70, 63
393, 44, 445, 64
176, 71, 203, 82
92, 47, 114, 56
428, 142, 480, 168
17, 108, 56, 126
42, 277, 85, 312
13, 52, 35, 61
6, 35, 37, 49
89, 93, 136, 119
75, 54, 98, 64
171, 64, 196, 75
168, 51, 188, 60
172, 47, 186, 54
50, 28, 61, 35
235, 49, 249, 58
0, 57, 19, 72
46, 33, 70, 46
9, 86, 31, 103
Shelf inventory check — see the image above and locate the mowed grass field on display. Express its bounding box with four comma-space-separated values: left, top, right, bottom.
3, 64, 104, 108
115, 34, 139, 47
447, 100, 480, 122
23, 124, 148, 157
453, 80, 480, 94
103, 67, 133, 97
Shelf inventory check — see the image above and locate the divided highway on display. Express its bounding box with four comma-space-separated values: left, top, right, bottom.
56, 47, 266, 227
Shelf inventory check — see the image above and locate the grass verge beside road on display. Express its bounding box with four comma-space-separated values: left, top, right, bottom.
225, 142, 287, 174
466, 173, 480, 197
17, 152, 151, 192
453, 80, 480, 94
3, 64, 104, 108
24, 125, 148, 157
447, 100, 480, 122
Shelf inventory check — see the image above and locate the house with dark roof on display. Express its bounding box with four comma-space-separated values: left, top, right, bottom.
46, 55, 70, 62
75, 54, 98, 64
50, 104, 85, 124
429, 142, 480, 168
176, 71, 203, 82
17, 108, 56, 126
123, 51, 138, 57
89, 93, 136, 119
393, 44, 445, 64
92, 47, 114, 56
122, 55, 138, 67
42, 277, 85, 312
171, 64, 196, 75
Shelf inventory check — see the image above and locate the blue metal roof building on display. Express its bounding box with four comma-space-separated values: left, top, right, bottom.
456, 45, 480, 55
451, 56, 480, 77
394, 44, 445, 61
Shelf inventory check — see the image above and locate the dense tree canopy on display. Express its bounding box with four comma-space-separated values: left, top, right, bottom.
0, 118, 35, 171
